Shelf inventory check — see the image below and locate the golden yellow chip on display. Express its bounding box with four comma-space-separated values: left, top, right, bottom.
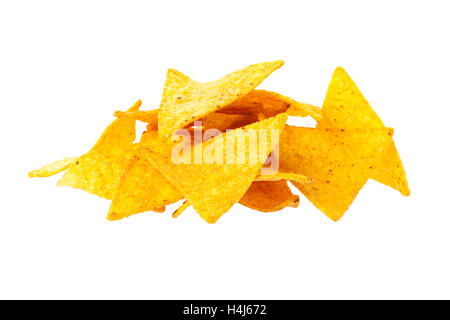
107, 132, 184, 221
240, 181, 299, 212
317, 67, 410, 196
220, 89, 322, 121
28, 157, 79, 178
56, 100, 141, 199
157, 61, 284, 139
141, 113, 287, 223
279, 126, 393, 221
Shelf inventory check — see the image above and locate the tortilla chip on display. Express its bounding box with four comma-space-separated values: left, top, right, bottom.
220, 89, 322, 121
28, 157, 79, 178
279, 126, 393, 221
107, 132, 184, 221
172, 200, 190, 218
158, 61, 284, 139
56, 100, 141, 199
317, 68, 383, 128
240, 181, 299, 212
317, 67, 410, 196
141, 113, 288, 223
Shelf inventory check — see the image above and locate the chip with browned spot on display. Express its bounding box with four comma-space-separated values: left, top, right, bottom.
172, 200, 190, 218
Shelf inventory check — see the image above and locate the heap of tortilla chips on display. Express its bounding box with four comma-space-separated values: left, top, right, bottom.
29, 61, 409, 223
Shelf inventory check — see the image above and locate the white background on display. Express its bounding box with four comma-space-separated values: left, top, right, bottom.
0, 0, 449, 299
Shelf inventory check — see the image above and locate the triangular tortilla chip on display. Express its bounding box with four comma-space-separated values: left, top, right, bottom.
317, 67, 410, 196
107, 132, 184, 221
141, 114, 288, 223
240, 181, 299, 212
158, 61, 284, 139
56, 100, 141, 199
220, 89, 322, 121
28, 157, 79, 178
279, 126, 393, 221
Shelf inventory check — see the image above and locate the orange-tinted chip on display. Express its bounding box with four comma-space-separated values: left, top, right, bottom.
199, 112, 258, 132
240, 181, 299, 212
221, 89, 322, 121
